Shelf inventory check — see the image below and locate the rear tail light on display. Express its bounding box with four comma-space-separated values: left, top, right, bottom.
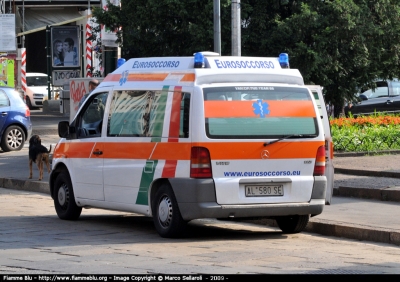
313, 145, 325, 176
190, 147, 212, 178
25, 107, 30, 117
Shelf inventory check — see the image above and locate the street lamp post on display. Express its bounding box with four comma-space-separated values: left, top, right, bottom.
213, 0, 221, 55
232, 0, 241, 56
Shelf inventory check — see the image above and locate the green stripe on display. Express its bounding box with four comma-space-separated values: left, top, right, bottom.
136, 86, 169, 205
151, 85, 169, 143
136, 160, 159, 205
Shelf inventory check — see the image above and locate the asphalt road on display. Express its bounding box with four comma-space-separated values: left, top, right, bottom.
2, 187, 400, 274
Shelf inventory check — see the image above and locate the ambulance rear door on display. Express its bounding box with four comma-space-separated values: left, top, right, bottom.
202, 84, 326, 206
307, 85, 334, 204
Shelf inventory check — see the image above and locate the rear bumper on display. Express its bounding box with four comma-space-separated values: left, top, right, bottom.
169, 177, 326, 221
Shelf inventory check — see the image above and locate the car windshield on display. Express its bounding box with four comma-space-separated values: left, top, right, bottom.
27, 76, 47, 86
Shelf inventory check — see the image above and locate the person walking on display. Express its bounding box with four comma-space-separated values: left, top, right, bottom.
79, 79, 99, 108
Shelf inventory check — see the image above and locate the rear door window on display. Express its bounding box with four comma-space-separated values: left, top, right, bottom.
204, 86, 318, 139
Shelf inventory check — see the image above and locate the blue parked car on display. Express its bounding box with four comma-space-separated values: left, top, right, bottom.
0, 86, 32, 151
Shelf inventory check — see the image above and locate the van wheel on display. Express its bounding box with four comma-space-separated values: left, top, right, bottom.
54, 171, 82, 220
0, 125, 25, 152
276, 215, 309, 234
152, 184, 187, 238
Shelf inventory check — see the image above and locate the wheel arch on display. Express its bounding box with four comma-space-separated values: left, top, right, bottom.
148, 178, 172, 217
50, 163, 70, 199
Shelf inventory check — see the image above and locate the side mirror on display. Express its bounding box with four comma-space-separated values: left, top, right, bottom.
58, 121, 70, 138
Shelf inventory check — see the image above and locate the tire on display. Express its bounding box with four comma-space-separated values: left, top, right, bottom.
152, 183, 187, 238
276, 215, 309, 234
0, 125, 25, 152
54, 171, 82, 220
26, 97, 34, 110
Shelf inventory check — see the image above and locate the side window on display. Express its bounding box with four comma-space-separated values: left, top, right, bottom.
0, 91, 9, 107
180, 93, 190, 138
361, 81, 389, 99
107, 90, 190, 138
77, 92, 107, 138
391, 81, 400, 96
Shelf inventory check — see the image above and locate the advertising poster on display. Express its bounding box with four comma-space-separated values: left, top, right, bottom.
0, 54, 15, 87
51, 26, 80, 68
0, 14, 16, 51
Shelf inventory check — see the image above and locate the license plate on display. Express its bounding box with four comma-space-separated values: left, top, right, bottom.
245, 185, 284, 197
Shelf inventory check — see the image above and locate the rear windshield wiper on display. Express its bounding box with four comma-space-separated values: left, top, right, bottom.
264, 134, 317, 146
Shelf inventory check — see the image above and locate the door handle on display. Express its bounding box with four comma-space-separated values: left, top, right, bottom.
386, 100, 394, 104
93, 151, 103, 155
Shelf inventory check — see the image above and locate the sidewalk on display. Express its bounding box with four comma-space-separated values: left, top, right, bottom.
1, 116, 400, 245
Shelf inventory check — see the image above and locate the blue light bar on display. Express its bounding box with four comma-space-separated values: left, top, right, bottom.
279, 53, 290, 68
117, 58, 126, 69
194, 52, 205, 68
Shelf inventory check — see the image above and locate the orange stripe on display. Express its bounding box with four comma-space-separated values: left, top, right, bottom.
151, 142, 192, 160
103, 74, 120, 82
180, 73, 195, 82
54, 141, 323, 160
128, 73, 169, 81
102, 142, 156, 159
53, 142, 98, 159
204, 100, 316, 118
202, 141, 322, 159
104, 73, 195, 83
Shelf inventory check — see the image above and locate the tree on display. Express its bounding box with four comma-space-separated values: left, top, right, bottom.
241, 0, 400, 116
93, 0, 232, 58
94, 0, 400, 116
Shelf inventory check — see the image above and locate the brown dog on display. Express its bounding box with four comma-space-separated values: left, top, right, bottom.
29, 135, 52, 181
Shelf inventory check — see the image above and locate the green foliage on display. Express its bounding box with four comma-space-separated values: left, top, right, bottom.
93, 0, 232, 58
93, 0, 400, 115
245, 0, 400, 116
332, 125, 400, 152
331, 114, 400, 152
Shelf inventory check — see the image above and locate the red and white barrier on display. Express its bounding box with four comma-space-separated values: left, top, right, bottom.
21, 48, 26, 93
86, 23, 92, 77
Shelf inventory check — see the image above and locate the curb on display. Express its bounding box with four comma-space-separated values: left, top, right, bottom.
333, 186, 400, 202
2, 177, 400, 246
0, 178, 50, 195
239, 217, 400, 246
334, 167, 400, 178
305, 219, 400, 246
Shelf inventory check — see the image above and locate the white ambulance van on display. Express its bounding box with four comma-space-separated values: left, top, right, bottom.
50, 52, 328, 238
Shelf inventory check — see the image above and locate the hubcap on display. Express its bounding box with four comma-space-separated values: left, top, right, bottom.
7, 129, 23, 149
57, 183, 69, 209
158, 196, 172, 227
